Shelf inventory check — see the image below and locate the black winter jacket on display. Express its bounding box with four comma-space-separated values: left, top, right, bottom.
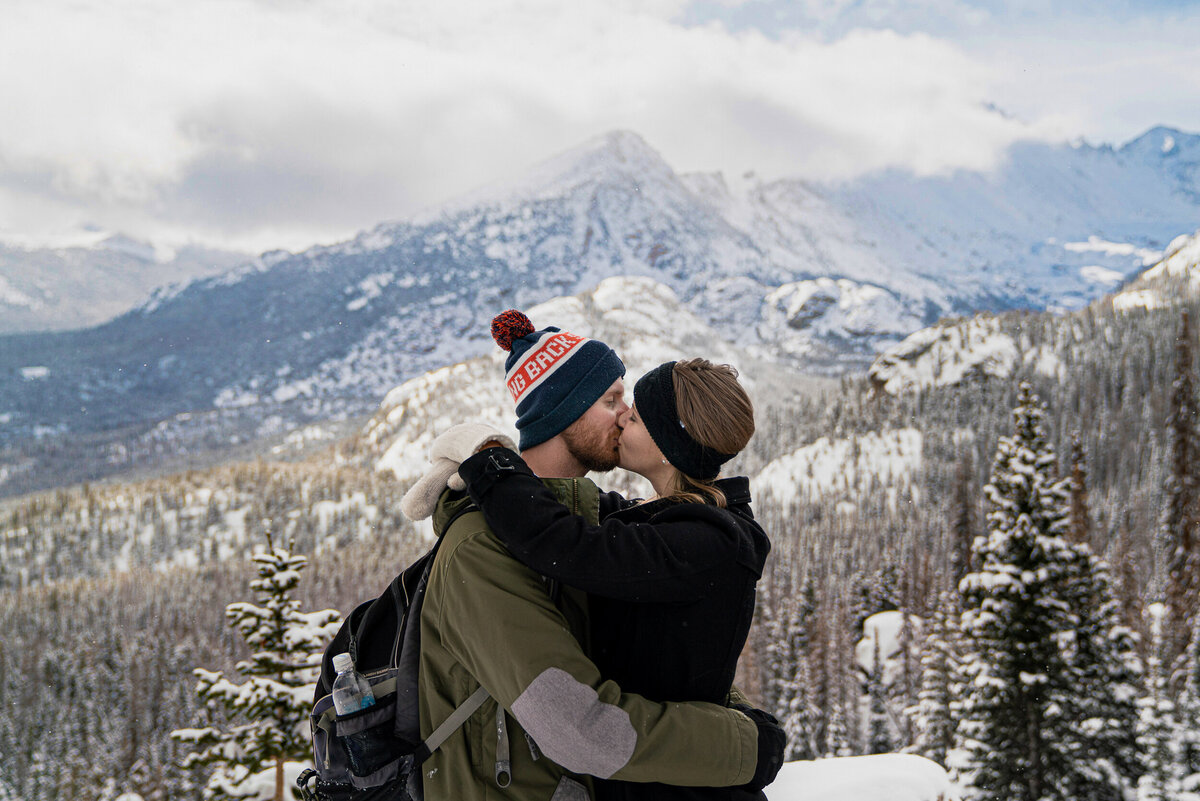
459, 447, 772, 801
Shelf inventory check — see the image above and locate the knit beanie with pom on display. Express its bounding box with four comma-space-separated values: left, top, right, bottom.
491, 310, 625, 450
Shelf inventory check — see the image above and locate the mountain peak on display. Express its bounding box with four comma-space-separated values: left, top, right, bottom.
502, 128, 676, 197
1119, 125, 1199, 158
418, 130, 676, 221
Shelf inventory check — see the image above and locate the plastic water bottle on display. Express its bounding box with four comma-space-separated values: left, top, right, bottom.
331, 653, 376, 715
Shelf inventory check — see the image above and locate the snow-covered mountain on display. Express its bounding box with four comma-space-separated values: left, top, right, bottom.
0, 232, 247, 333
868, 227, 1200, 395
3, 127, 1200, 494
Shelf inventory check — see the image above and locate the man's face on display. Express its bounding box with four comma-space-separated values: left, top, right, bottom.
560, 378, 628, 472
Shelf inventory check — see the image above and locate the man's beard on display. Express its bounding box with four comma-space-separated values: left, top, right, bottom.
561, 418, 620, 472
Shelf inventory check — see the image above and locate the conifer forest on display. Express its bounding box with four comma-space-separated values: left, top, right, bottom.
3, 283, 1200, 801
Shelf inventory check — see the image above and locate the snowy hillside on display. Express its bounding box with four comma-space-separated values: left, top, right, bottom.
1111, 229, 1200, 312
752, 428, 924, 513
867, 227, 1200, 395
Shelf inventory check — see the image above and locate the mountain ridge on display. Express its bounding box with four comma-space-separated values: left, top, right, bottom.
3, 126, 1200, 495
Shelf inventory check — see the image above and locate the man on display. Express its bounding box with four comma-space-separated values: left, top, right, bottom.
401, 311, 783, 801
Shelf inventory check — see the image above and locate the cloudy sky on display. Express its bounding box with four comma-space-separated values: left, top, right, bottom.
2, 0, 1198, 254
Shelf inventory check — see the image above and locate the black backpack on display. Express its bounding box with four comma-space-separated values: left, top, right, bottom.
297, 504, 488, 801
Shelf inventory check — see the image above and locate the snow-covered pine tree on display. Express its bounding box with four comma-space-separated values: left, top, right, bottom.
957, 381, 1142, 801
1057, 537, 1144, 799
910, 591, 959, 769
1164, 310, 1200, 664
950, 451, 978, 585
867, 638, 892, 754
1068, 433, 1091, 545
783, 653, 821, 761
1059, 436, 1144, 798
821, 625, 857, 758
824, 667, 856, 759
895, 606, 919, 747
762, 584, 799, 720
172, 533, 341, 801
1137, 605, 1185, 801
777, 577, 821, 760
1178, 615, 1200, 779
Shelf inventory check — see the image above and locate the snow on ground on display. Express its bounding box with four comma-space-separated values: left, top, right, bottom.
767, 754, 957, 801
752, 429, 922, 509
105, 756, 956, 801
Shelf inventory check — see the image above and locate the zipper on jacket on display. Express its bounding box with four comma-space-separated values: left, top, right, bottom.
525, 732, 542, 761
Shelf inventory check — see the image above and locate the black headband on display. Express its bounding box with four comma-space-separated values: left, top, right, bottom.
633, 361, 735, 481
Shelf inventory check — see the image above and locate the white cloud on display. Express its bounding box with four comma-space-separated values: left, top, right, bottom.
0, 0, 1193, 252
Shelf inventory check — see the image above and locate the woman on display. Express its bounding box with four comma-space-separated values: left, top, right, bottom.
455, 357, 773, 801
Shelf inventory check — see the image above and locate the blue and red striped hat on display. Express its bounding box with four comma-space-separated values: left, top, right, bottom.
491, 310, 625, 450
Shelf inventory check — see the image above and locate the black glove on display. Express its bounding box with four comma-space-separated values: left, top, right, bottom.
733, 704, 786, 792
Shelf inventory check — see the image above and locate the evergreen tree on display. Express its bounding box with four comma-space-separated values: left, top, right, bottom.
173, 535, 341, 801
895, 606, 919, 746
1164, 309, 1200, 663
957, 382, 1142, 801
951, 450, 978, 585
1068, 433, 1092, 545
867, 638, 893, 754
762, 586, 800, 719
1177, 616, 1200, 778
824, 674, 856, 758
782, 654, 820, 761
1059, 437, 1145, 797
775, 578, 820, 760
1137, 606, 1185, 801
910, 591, 959, 768
1057, 541, 1144, 799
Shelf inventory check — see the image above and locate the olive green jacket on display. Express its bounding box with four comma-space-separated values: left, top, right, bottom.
417, 480, 759, 801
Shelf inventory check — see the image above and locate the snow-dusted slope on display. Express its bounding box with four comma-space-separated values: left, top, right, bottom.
1110, 228, 1200, 312
752, 428, 924, 513
868, 227, 1200, 395
868, 316, 1022, 395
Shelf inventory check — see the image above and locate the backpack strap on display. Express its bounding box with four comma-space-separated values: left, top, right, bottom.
414, 685, 490, 764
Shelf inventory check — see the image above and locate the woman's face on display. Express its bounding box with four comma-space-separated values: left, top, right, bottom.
617, 404, 674, 487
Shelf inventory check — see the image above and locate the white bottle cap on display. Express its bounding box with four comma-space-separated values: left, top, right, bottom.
333, 653, 354, 674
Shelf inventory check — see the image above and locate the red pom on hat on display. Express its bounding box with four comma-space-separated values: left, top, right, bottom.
492, 310, 535, 352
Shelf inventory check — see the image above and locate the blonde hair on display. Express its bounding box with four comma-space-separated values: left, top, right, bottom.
659, 359, 755, 508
